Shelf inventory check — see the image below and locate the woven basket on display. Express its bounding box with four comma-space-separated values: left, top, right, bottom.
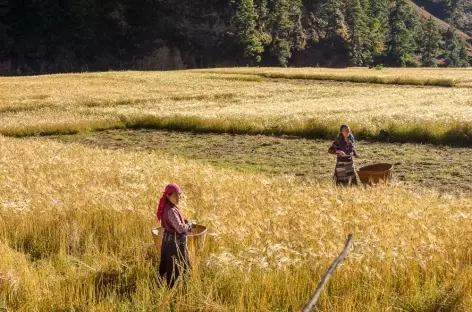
357, 163, 393, 185
151, 225, 207, 258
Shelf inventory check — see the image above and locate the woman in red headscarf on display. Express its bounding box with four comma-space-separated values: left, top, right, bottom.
157, 183, 195, 287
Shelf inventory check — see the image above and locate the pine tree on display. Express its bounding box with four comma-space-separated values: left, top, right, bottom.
458, 38, 469, 67
419, 16, 441, 67
369, 0, 389, 59
253, 0, 272, 46
269, 0, 301, 66
293, 7, 307, 51
233, 0, 264, 64
347, 0, 372, 66
322, 0, 347, 41
388, 0, 417, 67
444, 27, 469, 67
444, 28, 461, 66
370, 0, 389, 20
307, 0, 348, 63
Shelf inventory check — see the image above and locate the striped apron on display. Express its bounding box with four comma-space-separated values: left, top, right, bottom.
334, 158, 357, 185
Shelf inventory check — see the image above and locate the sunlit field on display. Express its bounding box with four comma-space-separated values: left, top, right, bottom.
0, 137, 471, 311
1, 68, 472, 311
0, 68, 472, 144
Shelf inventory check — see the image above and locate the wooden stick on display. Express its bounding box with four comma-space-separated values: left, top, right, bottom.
302, 234, 354, 312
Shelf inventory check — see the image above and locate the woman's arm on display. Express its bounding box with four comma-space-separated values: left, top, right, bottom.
168, 208, 192, 234
328, 137, 342, 155
351, 142, 359, 157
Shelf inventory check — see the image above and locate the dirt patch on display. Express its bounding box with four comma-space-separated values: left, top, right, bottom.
50, 129, 472, 194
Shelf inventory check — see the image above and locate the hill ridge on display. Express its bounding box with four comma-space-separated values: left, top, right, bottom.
408, 0, 472, 56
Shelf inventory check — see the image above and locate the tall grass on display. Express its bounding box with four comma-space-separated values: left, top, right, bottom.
120, 114, 472, 145
2, 113, 472, 145
197, 67, 472, 87
205, 70, 456, 87
0, 137, 471, 311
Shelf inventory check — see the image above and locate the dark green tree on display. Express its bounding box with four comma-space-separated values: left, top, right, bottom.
269, 0, 301, 66
370, 0, 389, 20
321, 0, 347, 41
369, 0, 389, 59
253, 0, 272, 45
388, 0, 418, 67
419, 16, 441, 67
346, 0, 372, 66
458, 38, 470, 67
232, 0, 264, 64
444, 27, 469, 67
444, 28, 461, 66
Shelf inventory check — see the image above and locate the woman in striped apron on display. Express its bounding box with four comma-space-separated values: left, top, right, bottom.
156, 183, 195, 287
328, 125, 359, 185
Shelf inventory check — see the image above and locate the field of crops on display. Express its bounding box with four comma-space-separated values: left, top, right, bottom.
1, 68, 472, 144
0, 68, 471, 311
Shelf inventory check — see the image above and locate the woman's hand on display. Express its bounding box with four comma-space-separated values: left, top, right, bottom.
336, 151, 346, 156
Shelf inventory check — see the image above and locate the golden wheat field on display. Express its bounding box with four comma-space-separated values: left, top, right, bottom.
1, 68, 472, 143
1, 137, 472, 311
0, 68, 472, 311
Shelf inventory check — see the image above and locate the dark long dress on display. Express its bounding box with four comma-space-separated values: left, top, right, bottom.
159, 202, 192, 288
159, 232, 191, 287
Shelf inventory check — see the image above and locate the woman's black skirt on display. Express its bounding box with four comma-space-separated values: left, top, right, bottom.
159, 231, 191, 287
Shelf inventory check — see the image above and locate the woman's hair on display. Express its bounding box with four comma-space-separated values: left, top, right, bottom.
157, 183, 181, 221
339, 124, 355, 143
340, 124, 350, 132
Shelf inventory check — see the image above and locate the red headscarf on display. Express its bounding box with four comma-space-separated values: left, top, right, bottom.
157, 183, 181, 221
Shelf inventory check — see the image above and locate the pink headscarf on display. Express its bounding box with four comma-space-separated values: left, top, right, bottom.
157, 183, 181, 221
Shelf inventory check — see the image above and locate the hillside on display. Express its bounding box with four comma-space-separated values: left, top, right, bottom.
409, 0, 472, 56
0, 0, 470, 75
410, 0, 472, 36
